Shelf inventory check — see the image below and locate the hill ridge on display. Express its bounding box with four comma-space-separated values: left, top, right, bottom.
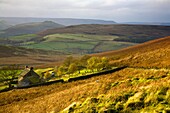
0, 21, 64, 37
38, 24, 170, 43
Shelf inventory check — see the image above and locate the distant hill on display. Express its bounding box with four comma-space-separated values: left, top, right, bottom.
122, 22, 170, 26
38, 24, 170, 43
0, 21, 64, 37
0, 17, 116, 26
0, 20, 12, 30
95, 36, 170, 68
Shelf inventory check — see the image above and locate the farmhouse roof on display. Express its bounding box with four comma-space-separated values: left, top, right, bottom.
18, 67, 40, 81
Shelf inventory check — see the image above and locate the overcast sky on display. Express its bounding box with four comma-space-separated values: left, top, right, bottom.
0, 0, 170, 22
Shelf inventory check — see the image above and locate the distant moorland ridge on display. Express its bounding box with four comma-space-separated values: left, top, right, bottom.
38, 24, 170, 43
0, 17, 116, 26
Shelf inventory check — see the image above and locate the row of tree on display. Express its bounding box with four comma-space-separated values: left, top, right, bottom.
56, 55, 111, 76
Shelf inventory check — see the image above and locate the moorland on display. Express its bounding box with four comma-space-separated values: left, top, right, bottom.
0, 17, 170, 113
0, 36, 170, 113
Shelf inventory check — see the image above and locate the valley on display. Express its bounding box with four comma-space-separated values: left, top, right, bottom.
0, 17, 170, 113
1, 0, 170, 112
1, 22, 170, 55
0, 36, 170, 113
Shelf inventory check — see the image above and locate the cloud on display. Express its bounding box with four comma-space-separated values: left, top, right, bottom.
0, 0, 170, 22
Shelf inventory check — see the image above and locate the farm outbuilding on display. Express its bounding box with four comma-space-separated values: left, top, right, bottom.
18, 66, 41, 87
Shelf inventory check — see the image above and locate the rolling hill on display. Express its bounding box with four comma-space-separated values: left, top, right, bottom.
1, 23, 170, 55
0, 20, 12, 30
0, 17, 116, 26
0, 21, 64, 37
0, 36, 170, 113
38, 24, 170, 43
122, 22, 170, 26
0, 45, 66, 68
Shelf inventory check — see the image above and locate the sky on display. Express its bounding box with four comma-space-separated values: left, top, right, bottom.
0, 0, 170, 22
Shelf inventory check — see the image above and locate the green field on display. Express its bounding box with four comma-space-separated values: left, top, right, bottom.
43, 34, 119, 42
20, 33, 137, 54
9, 34, 37, 41
0, 33, 137, 54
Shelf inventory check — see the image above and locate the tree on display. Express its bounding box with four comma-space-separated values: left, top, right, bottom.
44, 71, 51, 80
96, 62, 104, 71
87, 57, 100, 71
80, 55, 91, 67
101, 57, 110, 69
87, 57, 110, 71
57, 65, 67, 76
68, 63, 78, 74
63, 56, 74, 67
0, 65, 20, 89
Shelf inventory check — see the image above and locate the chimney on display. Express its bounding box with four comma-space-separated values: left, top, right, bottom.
25, 65, 29, 69
30, 67, 34, 70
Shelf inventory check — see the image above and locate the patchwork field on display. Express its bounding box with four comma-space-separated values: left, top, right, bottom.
1, 24, 170, 55
21, 33, 136, 54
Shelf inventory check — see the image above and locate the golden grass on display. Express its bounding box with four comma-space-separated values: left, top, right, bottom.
0, 36, 170, 112
0, 68, 169, 113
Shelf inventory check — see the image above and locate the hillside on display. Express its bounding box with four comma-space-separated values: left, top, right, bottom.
0, 17, 116, 26
122, 22, 170, 26
94, 36, 170, 68
0, 20, 12, 30
0, 21, 64, 37
0, 45, 66, 68
38, 24, 170, 43
0, 36, 170, 113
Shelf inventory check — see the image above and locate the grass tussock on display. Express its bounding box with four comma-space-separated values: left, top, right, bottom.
59, 68, 170, 113
0, 68, 170, 113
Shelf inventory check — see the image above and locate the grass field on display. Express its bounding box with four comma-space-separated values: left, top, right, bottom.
1, 33, 137, 54
21, 33, 136, 54
25, 41, 97, 52
9, 34, 37, 41
43, 33, 119, 42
